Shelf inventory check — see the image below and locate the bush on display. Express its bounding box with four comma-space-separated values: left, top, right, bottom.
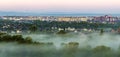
0, 33, 42, 45
57, 30, 67, 34
100, 29, 104, 35
68, 42, 79, 48
1, 35, 12, 42
68, 42, 79, 46
0, 32, 7, 36
24, 37, 33, 43
12, 35, 24, 42
93, 45, 111, 52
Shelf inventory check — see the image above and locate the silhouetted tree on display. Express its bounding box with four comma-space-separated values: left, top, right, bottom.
57, 30, 67, 34
29, 25, 38, 32
117, 27, 120, 34
25, 36, 32, 43
100, 29, 104, 35
93, 45, 111, 52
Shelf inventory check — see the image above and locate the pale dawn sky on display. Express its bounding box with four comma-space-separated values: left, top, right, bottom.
0, 0, 120, 14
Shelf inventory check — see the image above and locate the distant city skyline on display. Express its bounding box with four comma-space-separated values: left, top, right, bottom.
0, 0, 120, 14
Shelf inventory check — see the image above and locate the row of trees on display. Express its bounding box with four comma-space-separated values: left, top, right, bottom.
28, 21, 119, 33
0, 32, 54, 45
0, 20, 118, 32
0, 32, 39, 44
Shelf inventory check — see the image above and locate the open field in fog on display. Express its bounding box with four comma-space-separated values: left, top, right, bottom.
0, 33, 120, 57
23, 33, 120, 49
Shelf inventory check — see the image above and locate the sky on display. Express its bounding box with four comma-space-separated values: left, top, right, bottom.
0, 0, 120, 14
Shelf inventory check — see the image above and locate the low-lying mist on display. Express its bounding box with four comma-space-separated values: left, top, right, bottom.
1, 32, 120, 57
23, 33, 120, 50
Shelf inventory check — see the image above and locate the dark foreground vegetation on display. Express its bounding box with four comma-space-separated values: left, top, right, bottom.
0, 32, 42, 44
1, 31, 120, 57
1, 43, 120, 57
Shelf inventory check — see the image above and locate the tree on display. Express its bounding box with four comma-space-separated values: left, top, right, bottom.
2, 34, 12, 42
117, 27, 120, 34
29, 25, 38, 32
25, 36, 32, 43
12, 35, 24, 42
100, 29, 104, 35
93, 45, 111, 52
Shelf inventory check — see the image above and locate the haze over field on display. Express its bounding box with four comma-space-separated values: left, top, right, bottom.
0, 33, 120, 57
22, 33, 120, 50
